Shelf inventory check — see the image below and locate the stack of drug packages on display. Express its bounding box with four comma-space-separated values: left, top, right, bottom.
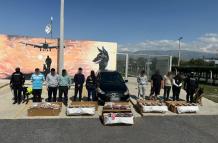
165, 101, 199, 114
102, 102, 134, 125
137, 99, 168, 114
66, 101, 98, 116
28, 102, 62, 116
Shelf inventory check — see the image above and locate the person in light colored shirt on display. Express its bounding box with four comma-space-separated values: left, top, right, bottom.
31, 68, 45, 102
46, 68, 59, 102
58, 69, 71, 105
137, 70, 148, 98
163, 71, 173, 101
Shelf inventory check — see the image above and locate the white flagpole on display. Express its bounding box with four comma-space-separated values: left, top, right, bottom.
59, 0, 64, 74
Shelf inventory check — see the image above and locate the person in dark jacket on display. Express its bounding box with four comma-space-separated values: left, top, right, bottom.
184, 72, 198, 103
150, 70, 163, 100
10, 67, 25, 104
74, 68, 85, 101
172, 73, 183, 101
86, 70, 97, 101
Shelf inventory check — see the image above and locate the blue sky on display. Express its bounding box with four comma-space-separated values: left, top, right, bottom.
0, 0, 218, 52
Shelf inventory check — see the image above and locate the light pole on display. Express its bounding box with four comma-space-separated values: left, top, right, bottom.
178, 37, 183, 66
58, 0, 64, 74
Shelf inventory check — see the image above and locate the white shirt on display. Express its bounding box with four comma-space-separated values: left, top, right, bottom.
46, 73, 59, 87
137, 75, 148, 85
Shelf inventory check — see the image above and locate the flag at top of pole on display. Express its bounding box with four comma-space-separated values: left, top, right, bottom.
45, 16, 53, 38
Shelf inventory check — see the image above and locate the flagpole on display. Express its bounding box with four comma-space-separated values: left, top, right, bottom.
58, 0, 64, 74
50, 16, 53, 38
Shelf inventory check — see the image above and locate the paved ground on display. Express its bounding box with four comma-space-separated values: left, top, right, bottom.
0, 78, 218, 143
0, 116, 218, 143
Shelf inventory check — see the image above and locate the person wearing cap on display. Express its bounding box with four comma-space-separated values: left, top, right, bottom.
46, 68, 59, 102
73, 67, 85, 101
31, 68, 45, 102
10, 67, 25, 104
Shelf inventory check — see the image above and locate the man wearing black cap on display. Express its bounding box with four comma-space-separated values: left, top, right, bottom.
10, 67, 25, 104
74, 67, 85, 101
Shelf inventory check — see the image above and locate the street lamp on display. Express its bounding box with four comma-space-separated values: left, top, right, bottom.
178, 37, 183, 66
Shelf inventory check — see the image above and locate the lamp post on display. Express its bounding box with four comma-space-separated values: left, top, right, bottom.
58, 0, 64, 74
178, 37, 183, 66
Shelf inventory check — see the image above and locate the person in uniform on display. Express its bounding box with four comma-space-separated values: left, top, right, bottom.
10, 67, 25, 104
184, 72, 198, 103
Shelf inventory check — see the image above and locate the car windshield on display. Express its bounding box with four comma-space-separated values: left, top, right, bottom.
100, 72, 124, 83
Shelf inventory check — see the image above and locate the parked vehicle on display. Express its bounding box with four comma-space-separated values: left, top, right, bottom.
96, 71, 130, 104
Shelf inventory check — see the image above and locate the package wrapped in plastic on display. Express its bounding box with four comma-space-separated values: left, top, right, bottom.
142, 106, 168, 113
103, 113, 134, 125
177, 106, 199, 114
103, 102, 131, 110
66, 107, 96, 116
31, 102, 61, 110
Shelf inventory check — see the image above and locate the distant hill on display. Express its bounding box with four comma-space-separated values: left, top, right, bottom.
129, 50, 217, 60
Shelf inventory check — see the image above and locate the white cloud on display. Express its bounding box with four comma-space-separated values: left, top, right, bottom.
119, 33, 218, 53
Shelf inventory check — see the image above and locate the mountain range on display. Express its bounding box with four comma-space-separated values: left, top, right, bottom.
122, 50, 218, 60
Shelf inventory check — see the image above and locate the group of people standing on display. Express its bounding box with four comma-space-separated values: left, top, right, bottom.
10, 67, 98, 105
137, 70, 199, 103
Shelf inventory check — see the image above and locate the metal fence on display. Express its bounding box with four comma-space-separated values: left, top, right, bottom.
117, 53, 172, 80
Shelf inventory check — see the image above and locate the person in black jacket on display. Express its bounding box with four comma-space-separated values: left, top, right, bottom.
86, 70, 97, 101
150, 70, 163, 100
10, 67, 25, 104
74, 68, 85, 101
184, 72, 198, 103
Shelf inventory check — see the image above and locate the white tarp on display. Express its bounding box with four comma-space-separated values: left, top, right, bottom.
177, 106, 199, 114
66, 107, 95, 116
142, 106, 168, 113
103, 114, 134, 125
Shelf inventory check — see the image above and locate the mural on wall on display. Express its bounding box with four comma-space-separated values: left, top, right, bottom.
0, 34, 117, 78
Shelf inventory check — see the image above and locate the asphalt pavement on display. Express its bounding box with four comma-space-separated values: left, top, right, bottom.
0, 115, 218, 143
